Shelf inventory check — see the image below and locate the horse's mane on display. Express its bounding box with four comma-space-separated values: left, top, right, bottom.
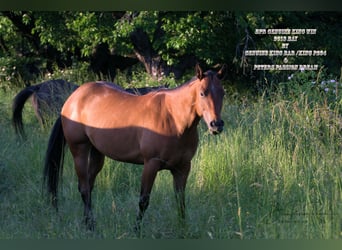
146, 70, 218, 97
177, 70, 216, 88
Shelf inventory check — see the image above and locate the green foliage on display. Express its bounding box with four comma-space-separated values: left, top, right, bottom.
0, 15, 16, 53
42, 60, 96, 85
0, 11, 342, 96
278, 68, 342, 111
66, 12, 115, 56
0, 56, 40, 87
115, 64, 180, 90
159, 12, 236, 65
32, 12, 71, 52
111, 11, 158, 54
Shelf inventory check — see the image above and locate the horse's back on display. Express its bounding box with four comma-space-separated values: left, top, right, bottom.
62, 81, 158, 125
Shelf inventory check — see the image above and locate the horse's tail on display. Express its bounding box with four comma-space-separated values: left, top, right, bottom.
43, 116, 66, 210
12, 84, 41, 138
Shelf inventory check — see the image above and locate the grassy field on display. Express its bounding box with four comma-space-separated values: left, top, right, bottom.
0, 73, 341, 239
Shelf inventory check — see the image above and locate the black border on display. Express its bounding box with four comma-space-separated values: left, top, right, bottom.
0, 0, 341, 11
1, 239, 342, 250
1, 0, 342, 250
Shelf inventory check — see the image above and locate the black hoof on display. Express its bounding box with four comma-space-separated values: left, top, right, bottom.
84, 217, 96, 231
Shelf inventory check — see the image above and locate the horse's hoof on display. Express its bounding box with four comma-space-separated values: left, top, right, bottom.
85, 218, 96, 231
133, 221, 142, 237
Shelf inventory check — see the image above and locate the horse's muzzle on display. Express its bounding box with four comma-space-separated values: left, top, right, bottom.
209, 120, 224, 135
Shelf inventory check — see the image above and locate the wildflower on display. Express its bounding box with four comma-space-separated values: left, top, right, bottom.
324, 87, 329, 93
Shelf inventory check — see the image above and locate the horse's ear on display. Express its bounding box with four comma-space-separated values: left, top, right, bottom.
196, 63, 203, 80
217, 64, 227, 80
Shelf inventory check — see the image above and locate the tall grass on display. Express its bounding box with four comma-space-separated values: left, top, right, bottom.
0, 71, 341, 239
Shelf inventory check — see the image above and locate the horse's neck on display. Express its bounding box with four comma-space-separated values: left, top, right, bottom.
166, 84, 200, 135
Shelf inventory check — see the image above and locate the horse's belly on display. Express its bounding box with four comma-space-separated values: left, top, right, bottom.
106, 146, 144, 165
88, 127, 144, 165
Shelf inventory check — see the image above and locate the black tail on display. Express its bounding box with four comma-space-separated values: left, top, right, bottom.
43, 116, 66, 209
12, 84, 41, 138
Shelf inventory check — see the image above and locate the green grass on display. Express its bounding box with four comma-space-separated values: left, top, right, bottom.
0, 79, 341, 239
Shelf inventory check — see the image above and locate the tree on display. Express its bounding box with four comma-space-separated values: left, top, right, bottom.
115, 11, 237, 79
0, 11, 240, 83
0, 11, 341, 88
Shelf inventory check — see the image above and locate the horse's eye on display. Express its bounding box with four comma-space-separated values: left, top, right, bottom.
200, 89, 209, 97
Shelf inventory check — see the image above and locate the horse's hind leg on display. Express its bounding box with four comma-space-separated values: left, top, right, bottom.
86, 146, 105, 230
32, 95, 45, 126
88, 146, 105, 193
70, 143, 104, 231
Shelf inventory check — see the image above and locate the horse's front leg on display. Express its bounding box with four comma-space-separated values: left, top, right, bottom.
171, 163, 191, 221
135, 159, 160, 233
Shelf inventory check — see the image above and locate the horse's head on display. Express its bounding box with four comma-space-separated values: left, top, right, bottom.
194, 64, 226, 135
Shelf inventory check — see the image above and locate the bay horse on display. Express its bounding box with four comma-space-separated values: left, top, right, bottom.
43, 64, 226, 231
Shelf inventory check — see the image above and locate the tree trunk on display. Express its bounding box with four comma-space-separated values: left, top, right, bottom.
130, 28, 197, 80
130, 28, 165, 80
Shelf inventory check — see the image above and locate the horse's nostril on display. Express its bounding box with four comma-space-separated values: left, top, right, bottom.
210, 120, 224, 128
